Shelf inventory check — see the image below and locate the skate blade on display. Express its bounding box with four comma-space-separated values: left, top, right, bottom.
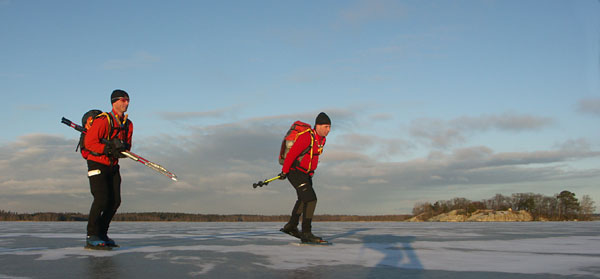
292, 241, 332, 246
279, 228, 301, 239
84, 244, 113, 251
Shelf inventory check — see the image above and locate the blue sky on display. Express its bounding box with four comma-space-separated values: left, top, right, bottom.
1, 0, 599, 215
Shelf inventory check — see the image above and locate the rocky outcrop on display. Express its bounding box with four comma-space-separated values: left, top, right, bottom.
467, 209, 532, 222
428, 210, 468, 222
407, 209, 533, 222
406, 213, 429, 222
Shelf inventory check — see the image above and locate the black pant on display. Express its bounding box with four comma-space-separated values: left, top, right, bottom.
86, 160, 121, 237
287, 169, 317, 232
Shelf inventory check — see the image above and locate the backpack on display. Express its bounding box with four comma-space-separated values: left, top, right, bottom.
279, 121, 314, 166
77, 109, 113, 159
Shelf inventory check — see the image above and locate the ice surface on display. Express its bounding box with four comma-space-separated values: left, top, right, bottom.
0, 221, 599, 278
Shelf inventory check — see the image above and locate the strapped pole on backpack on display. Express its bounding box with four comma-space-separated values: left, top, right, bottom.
252, 175, 281, 188
62, 117, 85, 133
61, 117, 178, 182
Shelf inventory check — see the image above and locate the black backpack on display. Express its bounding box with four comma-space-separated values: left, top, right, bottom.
77, 109, 112, 159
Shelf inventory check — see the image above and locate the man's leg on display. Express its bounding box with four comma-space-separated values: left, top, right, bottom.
300, 200, 317, 235
287, 170, 322, 242
99, 165, 122, 246
86, 161, 110, 246
280, 200, 302, 238
289, 200, 302, 225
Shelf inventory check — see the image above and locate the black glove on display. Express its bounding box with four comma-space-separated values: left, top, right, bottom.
103, 138, 126, 158
278, 172, 287, 180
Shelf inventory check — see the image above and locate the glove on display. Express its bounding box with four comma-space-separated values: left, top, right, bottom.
103, 138, 126, 158
278, 172, 287, 180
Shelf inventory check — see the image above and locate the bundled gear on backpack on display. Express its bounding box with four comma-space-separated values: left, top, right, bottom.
279, 121, 314, 166
76, 109, 130, 160
279, 120, 327, 175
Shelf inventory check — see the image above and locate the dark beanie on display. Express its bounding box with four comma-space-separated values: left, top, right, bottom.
315, 112, 331, 126
111, 89, 129, 103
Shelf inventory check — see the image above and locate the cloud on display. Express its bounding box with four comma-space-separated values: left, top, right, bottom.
1, 110, 599, 214
0, 134, 90, 211
331, 133, 414, 159
410, 118, 464, 149
322, 141, 600, 191
368, 113, 394, 122
577, 98, 600, 116
452, 113, 553, 132
102, 51, 160, 70
410, 112, 554, 149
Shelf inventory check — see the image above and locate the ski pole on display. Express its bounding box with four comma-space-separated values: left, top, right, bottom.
252, 175, 281, 188
119, 150, 178, 182
61, 117, 85, 133
61, 117, 178, 182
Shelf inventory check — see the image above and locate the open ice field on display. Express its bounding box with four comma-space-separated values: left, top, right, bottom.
0, 221, 599, 278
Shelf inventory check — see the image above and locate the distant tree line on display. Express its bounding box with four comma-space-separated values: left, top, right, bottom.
0, 211, 411, 222
412, 190, 597, 221
0, 211, 88, 221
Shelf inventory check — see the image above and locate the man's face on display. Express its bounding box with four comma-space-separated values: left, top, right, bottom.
112, 97, 129, 115
315, 124, 331, 137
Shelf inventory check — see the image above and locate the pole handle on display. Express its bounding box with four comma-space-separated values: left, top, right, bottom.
252, 175, 281, 188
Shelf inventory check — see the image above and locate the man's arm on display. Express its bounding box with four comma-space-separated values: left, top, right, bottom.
84, 117, 109, 155
281, 132, 311, 173
125, 121, 133, 150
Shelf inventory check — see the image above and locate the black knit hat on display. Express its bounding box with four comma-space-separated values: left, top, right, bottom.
315, 112, 331, 126
111, 89, 129, 103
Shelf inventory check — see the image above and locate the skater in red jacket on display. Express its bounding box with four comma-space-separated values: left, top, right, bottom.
84, 89, 133, 249
279, 112, 331, 243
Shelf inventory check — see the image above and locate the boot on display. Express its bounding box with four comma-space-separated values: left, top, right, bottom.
301, 218, 323, 243
280, 213, 301, 238
86, 235, 106, 247
280, 223, 301, 239
101, 234, 119, 247
300, 231, 323, 243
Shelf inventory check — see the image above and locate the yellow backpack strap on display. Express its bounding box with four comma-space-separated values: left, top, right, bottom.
295, 128, 312, 139
95, 112, 113, 140
110, 112, 130, 142
292, 129, 315, 172
297, 129, 315, 171
307, 132, 314, 171
112, 112, 128, 126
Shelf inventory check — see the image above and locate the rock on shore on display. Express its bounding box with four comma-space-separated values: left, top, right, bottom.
407, 209, 533, 222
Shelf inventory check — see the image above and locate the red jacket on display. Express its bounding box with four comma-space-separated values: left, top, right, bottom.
84, 110, 133, 166
282, 129, 325, 175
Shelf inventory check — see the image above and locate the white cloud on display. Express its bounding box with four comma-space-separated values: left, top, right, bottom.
1, 110, 599, 214
410, 112, 554, 149
452, 112, 553, 132
577, 98, 600, 116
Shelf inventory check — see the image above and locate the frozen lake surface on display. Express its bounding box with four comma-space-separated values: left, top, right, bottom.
0, 221, 599, 278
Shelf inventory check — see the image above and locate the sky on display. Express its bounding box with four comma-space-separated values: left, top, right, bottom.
1, 0, 599, 215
